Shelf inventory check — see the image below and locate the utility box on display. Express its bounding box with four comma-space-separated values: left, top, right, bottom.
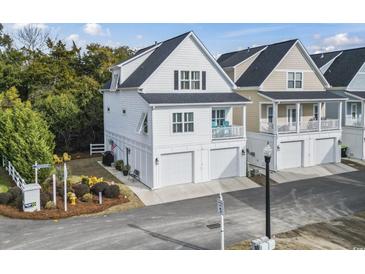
22, 183, 41, 212
251, 236, 276, 250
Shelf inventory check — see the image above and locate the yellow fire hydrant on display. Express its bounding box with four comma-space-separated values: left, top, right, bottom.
69, 193, 77, 206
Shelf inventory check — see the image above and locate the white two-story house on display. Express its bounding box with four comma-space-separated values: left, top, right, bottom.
311, 47, 365, 159
101, 32, 250, 189
218, 39, 347, 171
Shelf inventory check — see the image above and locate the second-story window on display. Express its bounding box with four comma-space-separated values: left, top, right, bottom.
288, 72, 303, 89
172, 112, 194, 133
191, 71, 200, 89
181, 71, 190, 89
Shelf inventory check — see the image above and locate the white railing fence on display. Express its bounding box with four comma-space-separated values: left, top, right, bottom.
90, 143, 105, 156
300, 120, 319, 132
260, 120, 273, 133
212, 126, 244, 139
321, 119, 339, 130
345, 117, 362, 127
260, 119, 340, 133
278, 122, 297, 133
1, 155, 27, 190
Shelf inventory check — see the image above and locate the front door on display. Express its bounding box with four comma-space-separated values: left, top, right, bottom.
287, 106, 297, 131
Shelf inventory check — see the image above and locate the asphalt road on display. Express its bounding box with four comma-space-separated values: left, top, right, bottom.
1, 170, 365, 250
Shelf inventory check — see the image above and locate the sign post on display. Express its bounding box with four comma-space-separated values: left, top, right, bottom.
64, 163, 68, 212
217, 193, 225, 250
34, 161, 38, 185
52, 174, 56, 206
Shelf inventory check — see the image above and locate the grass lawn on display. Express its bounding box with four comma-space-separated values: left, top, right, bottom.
66, 157, 144, 213
0, 167, 14, 193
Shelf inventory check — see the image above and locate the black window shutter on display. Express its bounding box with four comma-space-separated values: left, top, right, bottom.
202, 71, 206, 90
174, 70, 179, 90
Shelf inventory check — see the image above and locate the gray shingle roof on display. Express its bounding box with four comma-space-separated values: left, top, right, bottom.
311, 47, 365, 87
119, 32, 191, 88
139, 92, 250, 105
346, 91, 365, 99
235, 39, 298, 87
217, 45, 266, 67
259, 91, 347, 101
102, 79, 112, 89
310, 51, 342, 68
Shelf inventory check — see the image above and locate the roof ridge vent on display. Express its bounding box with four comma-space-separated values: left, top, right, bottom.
247, 47, 250, 52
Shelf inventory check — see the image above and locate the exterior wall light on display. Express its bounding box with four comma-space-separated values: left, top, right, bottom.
277, 145, 280, 151
338, 140, 342, 145
241, 149, 246, 156
155, 157, 159, 165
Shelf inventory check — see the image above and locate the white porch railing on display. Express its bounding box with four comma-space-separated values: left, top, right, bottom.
300, 120, 319, 132
321, 119, 340, 130
260, 119, 340, 134
90, 143, 105, 155
345, 117, 362, 127
212, 126, 244, 139
1, 155, 27, 190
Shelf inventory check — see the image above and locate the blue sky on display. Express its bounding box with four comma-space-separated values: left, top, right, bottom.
4, 23, 365, 56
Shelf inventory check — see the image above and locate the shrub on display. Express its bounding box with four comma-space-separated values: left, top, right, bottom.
115, 160, 124, 171
40, 192, 51, 208
90, 182, 109, 195
8, 186, 22, 202
81, 193, 93, 203
0, 192, 12, 205
104, 185, 120, 198
87, 176, 103, 187
45, 201, 56, 209
14, 194, 23, 210
81, 176, 89, 185
73, 183, 90, 198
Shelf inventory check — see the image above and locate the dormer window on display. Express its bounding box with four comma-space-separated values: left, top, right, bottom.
288, 72, 303, 89
191, 71, 200, 89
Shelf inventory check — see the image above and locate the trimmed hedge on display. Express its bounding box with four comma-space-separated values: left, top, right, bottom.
104, 185, 120, 198
73, 183, 90, 198
90, 182, 109, 195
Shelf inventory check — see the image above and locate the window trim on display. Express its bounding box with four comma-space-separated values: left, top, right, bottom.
313, 104, 319, 120
351, 103, 358, 120
179, 70, 202, 90
287, 71, 303, 90
266, 105, 273, 123
212, 109, 226, 127
180, 71, 190, 90
136, 112, 148, 135
191, 71, 201, 90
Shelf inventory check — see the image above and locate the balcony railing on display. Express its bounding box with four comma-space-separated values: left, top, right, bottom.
260, 119, 340, 134
212, 126, 244, 139
345, 117, 362, 127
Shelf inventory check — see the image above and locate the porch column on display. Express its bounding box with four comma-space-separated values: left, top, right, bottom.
296, 102, 300, 133
273, 102, 278, 135
318, 102, 322, 132
242, 105, 246, 138
338, 101, 342, 130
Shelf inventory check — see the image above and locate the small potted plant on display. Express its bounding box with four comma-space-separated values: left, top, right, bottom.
341, 144, 348, 158
115, 160, 124, 171
122, 164, 131, 176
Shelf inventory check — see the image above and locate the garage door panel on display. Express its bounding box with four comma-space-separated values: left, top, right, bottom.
161, 152, 193, 187
278, 141, 303, 169
210, 148, 238, 179
315, 138, 335, 164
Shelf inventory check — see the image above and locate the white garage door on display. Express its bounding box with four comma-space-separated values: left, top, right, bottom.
315, 138, 335, 164
160, 152, 193, 187
210, 148, 239, 180
278, 141, 303, 169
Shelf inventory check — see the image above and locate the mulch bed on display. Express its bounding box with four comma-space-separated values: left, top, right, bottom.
0, 195, 129, 220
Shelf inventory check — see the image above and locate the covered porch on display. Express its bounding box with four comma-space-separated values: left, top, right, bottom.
343, 91, 365, 127
258, 91, 347, 134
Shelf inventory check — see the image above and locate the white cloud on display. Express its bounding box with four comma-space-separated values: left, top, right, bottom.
12, 23, 48, 30
66, 33, 79, 42
309, 32, 364, 53
136, 34, 143, 40
83, 23, 110, 36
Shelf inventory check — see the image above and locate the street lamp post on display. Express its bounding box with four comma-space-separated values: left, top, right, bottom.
263, 143, 272, 239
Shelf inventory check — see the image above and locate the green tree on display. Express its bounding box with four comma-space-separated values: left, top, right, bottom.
0, 87, 55, 182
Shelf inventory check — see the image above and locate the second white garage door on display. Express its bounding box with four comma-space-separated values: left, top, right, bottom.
160, 152, 193, 187
315, 138, 335, 164
278, 141, 303, 169
210, 148, 239, 180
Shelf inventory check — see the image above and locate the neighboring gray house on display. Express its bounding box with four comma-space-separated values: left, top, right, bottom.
311, 47, 365, 159
101, 32, 250, 189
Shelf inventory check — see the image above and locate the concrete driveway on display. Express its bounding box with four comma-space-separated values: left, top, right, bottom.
101, 162, 259, 205
1, 168, 365, 250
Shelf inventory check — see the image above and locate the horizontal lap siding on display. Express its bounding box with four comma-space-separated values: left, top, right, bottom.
262, 44, 325, 91
142, 36, 233, 93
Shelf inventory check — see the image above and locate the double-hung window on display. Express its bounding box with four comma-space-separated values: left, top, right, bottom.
288, 72, 303, 89
212, 109, 226, 126
180, 71, 190, 89
267, 106, 273, 123
313, 104, 319, 120
191, 71, 200, 89
351, 103, 358, 120
173, 112, 194, 133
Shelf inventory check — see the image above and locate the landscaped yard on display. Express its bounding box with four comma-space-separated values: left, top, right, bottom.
67, 156, 144, 214
0, 167, 13, 193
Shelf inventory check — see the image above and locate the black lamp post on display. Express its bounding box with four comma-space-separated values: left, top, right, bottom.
126, 147, 130, 166
263, 143, 272, 239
